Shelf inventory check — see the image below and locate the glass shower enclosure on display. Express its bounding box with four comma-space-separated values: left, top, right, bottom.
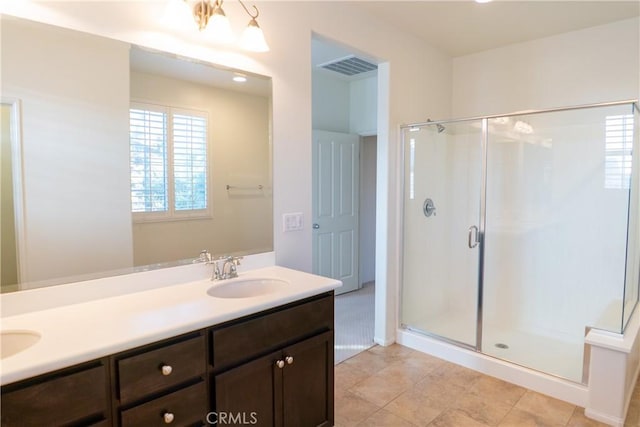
401, 101, 640, 383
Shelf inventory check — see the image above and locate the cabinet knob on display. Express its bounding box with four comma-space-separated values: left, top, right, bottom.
285, 356, 294, 365
276, 359, 285, 369
163, 412, 175, 424
161, 365, 173, 376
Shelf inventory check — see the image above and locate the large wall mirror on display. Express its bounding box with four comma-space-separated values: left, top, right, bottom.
0, 16, 273, 293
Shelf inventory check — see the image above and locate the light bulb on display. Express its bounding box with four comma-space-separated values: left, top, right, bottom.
239, 18, 269, 52
162, 0, 194, 30
203, 6, 235, 43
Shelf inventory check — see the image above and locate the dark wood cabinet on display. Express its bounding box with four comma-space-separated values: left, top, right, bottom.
113, 332, 208, 426
212, 294, 334, 427
115, 333, 206, 404
120, 381, 207, 427
0, 361, 110, 427
214, 331, 334, 427
214, 350, 282, 426
1, 292, 334, 427
282, 332, 334, 427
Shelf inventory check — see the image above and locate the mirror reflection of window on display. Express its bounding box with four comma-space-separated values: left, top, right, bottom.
129, 104, 209, 221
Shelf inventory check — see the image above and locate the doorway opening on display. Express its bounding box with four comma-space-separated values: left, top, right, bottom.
310, 35, 378, 363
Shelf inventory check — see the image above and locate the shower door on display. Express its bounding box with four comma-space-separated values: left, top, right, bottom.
482, 104, 636, 382
401, 120, 484, 347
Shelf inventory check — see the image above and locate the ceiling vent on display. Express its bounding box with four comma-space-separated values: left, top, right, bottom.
318, 55, 378, 76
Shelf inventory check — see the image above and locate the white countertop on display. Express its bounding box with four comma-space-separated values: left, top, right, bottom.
0, 264, 341, 385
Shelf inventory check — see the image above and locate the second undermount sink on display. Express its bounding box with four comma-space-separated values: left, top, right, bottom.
207, 278, 289, 299
1, 330, 41, 359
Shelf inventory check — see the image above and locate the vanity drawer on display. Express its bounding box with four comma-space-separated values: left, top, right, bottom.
212, 293, 333, 369
120, 381, 207, 427
1, 363, 108, 427
117, 334, 206, 403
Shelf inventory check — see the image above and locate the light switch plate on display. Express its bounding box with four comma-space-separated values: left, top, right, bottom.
283, 212, 303, 232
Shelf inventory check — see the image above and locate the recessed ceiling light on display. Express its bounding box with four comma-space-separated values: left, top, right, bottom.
233, 74, 247, 83
475, 0, 493, 3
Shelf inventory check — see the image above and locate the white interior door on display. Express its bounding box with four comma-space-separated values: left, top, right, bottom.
312, 130, 359, 295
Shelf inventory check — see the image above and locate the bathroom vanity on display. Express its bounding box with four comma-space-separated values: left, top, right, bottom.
0, 263, 339, 427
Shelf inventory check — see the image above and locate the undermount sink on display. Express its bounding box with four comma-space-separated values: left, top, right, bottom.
207, 278, 289, 299
1, 330, 41, 359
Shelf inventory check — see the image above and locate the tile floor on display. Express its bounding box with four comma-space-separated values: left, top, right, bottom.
334, 282, 375, 364
334, 343, 640, 427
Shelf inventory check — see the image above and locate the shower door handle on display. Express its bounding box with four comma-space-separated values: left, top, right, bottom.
468, 226, 479, 249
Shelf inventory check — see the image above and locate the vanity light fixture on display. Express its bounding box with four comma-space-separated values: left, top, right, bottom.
165, 0, 270, 52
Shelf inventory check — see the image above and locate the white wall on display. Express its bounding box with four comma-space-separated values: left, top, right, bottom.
359, 136, 377, 284
130, 71, 272, 265
312, 72, 378, 136
350, 76, 378, 135
312, 71, 350, 133
1, 17, 133, 285
452, 17, 640, 117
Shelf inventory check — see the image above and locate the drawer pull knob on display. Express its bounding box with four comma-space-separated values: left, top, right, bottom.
163, 412, 175, 424
161, 365, 173, 376
285, 356, 294, 365
276, 359, 285, 369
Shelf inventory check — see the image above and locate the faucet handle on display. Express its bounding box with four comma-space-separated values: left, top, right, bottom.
195, 249, 212, 263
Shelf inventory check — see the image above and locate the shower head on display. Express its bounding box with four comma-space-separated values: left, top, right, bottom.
427, 118, 446, 133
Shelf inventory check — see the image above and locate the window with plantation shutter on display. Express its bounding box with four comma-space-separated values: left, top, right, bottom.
605, 114, 634, 190
173, 113, 207, 211
129, 103, 209, 221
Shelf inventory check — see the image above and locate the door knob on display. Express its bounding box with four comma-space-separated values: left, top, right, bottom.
313, 223, 320, 229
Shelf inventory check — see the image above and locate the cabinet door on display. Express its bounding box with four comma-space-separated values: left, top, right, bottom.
214, 350, 282, 427
282, 331, 334, 427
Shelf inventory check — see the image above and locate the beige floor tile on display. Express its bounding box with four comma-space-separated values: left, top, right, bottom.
425, 361, 482, 390
349, 370, 413, 407
428, 408, 492, 427
467, 375, 527, 406
625, 398, 640, 426
386, 352, 446, 378
374, 358, 433, 386
514, 391, 576, 426
567, 407, 610, 427
335, 362, 371, 391
413, 375, 468, 409
453, 392, 513, 426
367, 343, 416, 359
334, 389, 381, 427
499, 407, 564, 427
384, 388, 446, 427
357, 408, 418, 427
342, 349, 399, 375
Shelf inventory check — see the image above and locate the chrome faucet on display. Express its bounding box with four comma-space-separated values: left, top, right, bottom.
211, 255, 243, 281
195, 249, 212, 264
